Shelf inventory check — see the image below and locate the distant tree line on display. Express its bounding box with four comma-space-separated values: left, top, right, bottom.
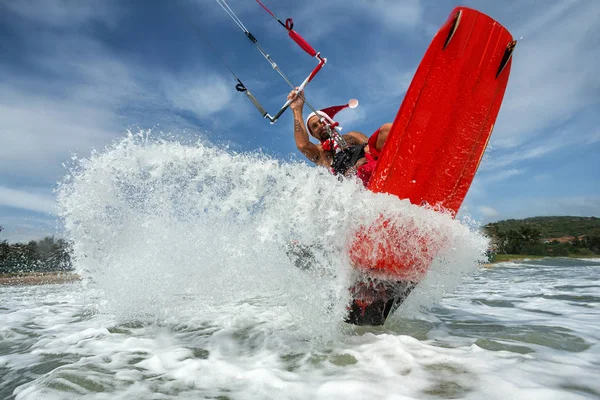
0, 226, 73, 274
484, 217, 600, 257
486, 216, 600, 238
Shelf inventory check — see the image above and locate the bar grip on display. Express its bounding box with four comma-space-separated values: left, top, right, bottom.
305, 57, 326, 84
288, 30, 317, 57
245, 90, 268, 117
270, 103, 290, 122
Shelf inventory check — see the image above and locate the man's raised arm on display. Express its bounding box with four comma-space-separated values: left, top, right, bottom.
288, 89, 320, 163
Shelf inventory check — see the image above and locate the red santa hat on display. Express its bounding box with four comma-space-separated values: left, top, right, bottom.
305, 99, 358, 136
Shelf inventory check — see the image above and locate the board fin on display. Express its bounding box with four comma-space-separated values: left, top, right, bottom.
345, 279, 417, 326
496, 40, 517, 78
443, 10, 462, 50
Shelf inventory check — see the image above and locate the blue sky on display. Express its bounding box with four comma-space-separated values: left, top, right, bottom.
1, 0, 599, 242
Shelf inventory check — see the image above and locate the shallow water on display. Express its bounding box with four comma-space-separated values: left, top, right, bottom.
1, 258, 599, 399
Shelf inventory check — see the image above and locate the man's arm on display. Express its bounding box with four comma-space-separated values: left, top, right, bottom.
288, 89, 322, 164
292, 109, 321, 163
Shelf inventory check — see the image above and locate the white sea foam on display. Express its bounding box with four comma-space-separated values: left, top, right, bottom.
55, 131, 488, 336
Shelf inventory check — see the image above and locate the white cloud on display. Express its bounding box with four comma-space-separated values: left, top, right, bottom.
361, 0, 423, 32
492, 0, 600, 149
349, 60, 415, 106
288, 0, 424, 41
484, 126, 600, 172
0, 214, 59, 243
0, 3, 252, 183
480, 168, 523, 183
0, 84, 120, 179
478, 206, 500, 219
4, 0, 118, 28
499, 196, 600, 221
163, 74, 234, 116
0, 186, 57, 214
550, 197, 600, 217
0, 12, 145, 180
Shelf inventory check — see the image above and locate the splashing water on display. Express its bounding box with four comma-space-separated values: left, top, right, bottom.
56, 131, 488, 336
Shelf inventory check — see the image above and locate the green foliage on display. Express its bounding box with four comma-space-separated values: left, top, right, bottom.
493, 226, 542, 254
0, 229, 73, 274
585, 235, 600, 253
484, 216, 600, 257
484, 216, 600, 238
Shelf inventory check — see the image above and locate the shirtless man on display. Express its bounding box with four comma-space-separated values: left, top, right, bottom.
288, 89, 391, 185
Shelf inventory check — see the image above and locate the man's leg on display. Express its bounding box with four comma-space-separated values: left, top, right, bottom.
344, 131, 369, 145
375, 123, 392, 153
367, 123, 392, 159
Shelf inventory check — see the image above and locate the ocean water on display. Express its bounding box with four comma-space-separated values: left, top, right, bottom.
1, 134, 598, 399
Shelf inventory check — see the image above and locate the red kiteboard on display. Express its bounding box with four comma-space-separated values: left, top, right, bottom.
346, 7, 515, 325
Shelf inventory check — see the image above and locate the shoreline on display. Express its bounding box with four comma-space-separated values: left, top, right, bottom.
485, 254, 599, 267
2, 254, 598, 285
488, 254, 546, 264
0, 271, 81, 286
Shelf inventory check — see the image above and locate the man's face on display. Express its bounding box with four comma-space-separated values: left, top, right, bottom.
307, 116, 327, 141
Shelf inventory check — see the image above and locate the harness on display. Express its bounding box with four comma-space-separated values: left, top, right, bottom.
320, 127, 365, 176
330, 144, 367, 176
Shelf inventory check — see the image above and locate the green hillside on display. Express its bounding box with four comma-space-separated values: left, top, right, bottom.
485, 216, 600, 239
483, 216, 600, 257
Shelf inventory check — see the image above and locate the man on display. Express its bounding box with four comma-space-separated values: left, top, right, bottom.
288, 89, 391, 186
